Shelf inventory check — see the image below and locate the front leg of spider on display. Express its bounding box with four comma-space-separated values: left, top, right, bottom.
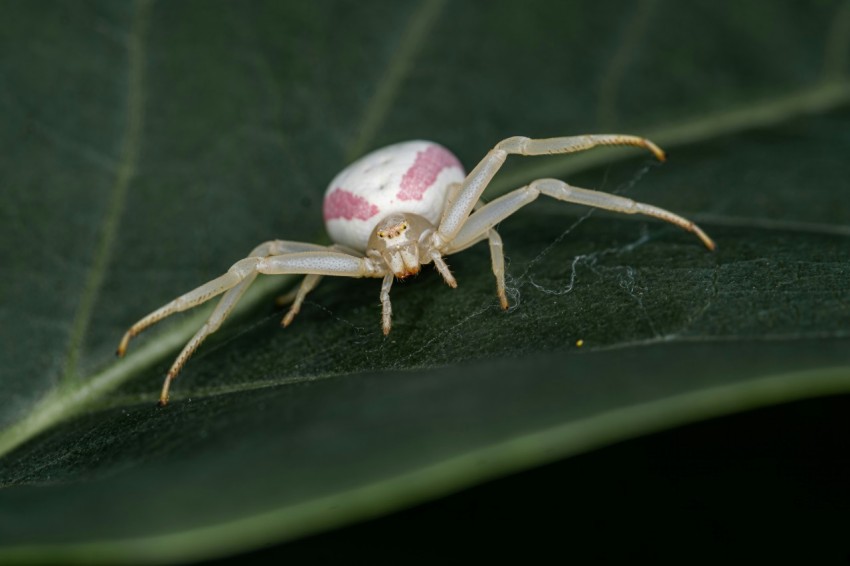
119, 135, 714, 405
432, 135, 715, 297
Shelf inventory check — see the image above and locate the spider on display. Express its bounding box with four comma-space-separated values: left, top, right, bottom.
117, 134, 716, 405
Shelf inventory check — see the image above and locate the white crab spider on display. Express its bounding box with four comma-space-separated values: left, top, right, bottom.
118, 134, 716, 405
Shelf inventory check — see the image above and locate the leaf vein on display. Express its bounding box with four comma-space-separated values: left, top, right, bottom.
491, 80, 850, 195
59, 0, 151, 384
345, 0, 447, 161
595, 0, 659, 128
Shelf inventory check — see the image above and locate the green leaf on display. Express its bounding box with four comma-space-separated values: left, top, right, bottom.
2, 0, 850, 562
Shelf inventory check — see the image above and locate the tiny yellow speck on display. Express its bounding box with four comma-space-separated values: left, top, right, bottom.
575, 339, 584, 347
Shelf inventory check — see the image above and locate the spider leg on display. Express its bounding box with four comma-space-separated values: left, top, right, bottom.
276, 274, 323, 327
432, 228, 508, 309
119, 244, 381, 405
162, 246, 369, 403
274, 245, 359, 327
117, 240, 330, 357
447, 178, 716, 254
255, 251, 378, 276
451, 197, 511, 309
436, 134, 665, 246
261, 252, 389, 341
159, 273, 257, 405
487, 229, 509, 309
431, 195, 508, 310
380, 273, 393, 335
471, 197, 510, 310
429, 250, 458, 288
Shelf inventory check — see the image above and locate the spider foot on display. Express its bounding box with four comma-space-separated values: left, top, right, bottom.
281, 306, 299, 327
116, 332, 132, 357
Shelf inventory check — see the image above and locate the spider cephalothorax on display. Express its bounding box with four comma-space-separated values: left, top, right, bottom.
118, 134, 715, 405
368, 213, 432, 279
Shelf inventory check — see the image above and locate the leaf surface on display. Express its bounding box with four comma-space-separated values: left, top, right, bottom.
1, 0, 849, 562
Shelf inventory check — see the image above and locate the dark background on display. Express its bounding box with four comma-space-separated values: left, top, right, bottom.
218, 395, 850, 563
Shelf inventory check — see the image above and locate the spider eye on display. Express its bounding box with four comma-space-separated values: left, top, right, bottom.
377, 221, 409, 240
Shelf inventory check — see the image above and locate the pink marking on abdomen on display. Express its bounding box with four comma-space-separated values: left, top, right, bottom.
397, 145, 462, 201
323, 188, 380, 221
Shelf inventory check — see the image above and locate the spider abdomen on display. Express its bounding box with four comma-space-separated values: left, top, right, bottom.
323, 140, 466, 252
